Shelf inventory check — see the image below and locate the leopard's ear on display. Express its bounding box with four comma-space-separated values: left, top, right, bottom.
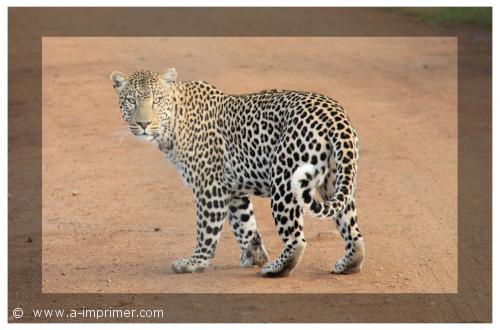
161, 68, 177, 85
110, 71, 128, 93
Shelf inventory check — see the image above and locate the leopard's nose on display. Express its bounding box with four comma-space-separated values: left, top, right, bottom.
137, 121, 151, 129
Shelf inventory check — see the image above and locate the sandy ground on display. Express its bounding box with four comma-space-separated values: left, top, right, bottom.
40, 36, 458, 294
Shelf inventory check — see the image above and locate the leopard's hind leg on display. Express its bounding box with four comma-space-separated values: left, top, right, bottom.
260, 145, 309, 277
260, 194, 306, 277
332, 199, 365, 274
322, 154, 364, 274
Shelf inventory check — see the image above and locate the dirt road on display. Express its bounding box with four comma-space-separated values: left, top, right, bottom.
41, 36, 457, 294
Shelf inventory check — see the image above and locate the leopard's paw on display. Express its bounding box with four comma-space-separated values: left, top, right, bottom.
171, 257, 209, 274
332, 239, 365, 274
240, 235, 269, 268
260, 259, 290, 277
259, 243, 306, 277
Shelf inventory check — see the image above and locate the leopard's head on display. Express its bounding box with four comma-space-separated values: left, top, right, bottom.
110, 69, 177, 142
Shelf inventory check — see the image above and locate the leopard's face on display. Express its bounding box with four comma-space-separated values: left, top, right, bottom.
110, 69, 177, 142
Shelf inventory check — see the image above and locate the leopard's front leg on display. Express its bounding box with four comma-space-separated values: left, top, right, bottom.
228, 195, 269, 268
171, 187, 229, 274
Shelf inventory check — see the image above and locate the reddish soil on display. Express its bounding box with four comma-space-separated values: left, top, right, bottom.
41, 36, 458, 294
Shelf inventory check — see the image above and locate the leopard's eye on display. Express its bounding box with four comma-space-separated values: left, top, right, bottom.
153, 97, 161, 105
127, 96, 136, 104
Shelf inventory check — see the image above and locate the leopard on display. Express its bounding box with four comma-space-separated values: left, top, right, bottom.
110, 68, 365, 277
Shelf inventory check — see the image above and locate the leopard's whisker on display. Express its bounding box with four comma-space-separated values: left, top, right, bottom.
112, 127, 131, 145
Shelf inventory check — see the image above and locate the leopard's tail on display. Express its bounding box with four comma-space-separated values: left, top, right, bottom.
291, 133, 358, 219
